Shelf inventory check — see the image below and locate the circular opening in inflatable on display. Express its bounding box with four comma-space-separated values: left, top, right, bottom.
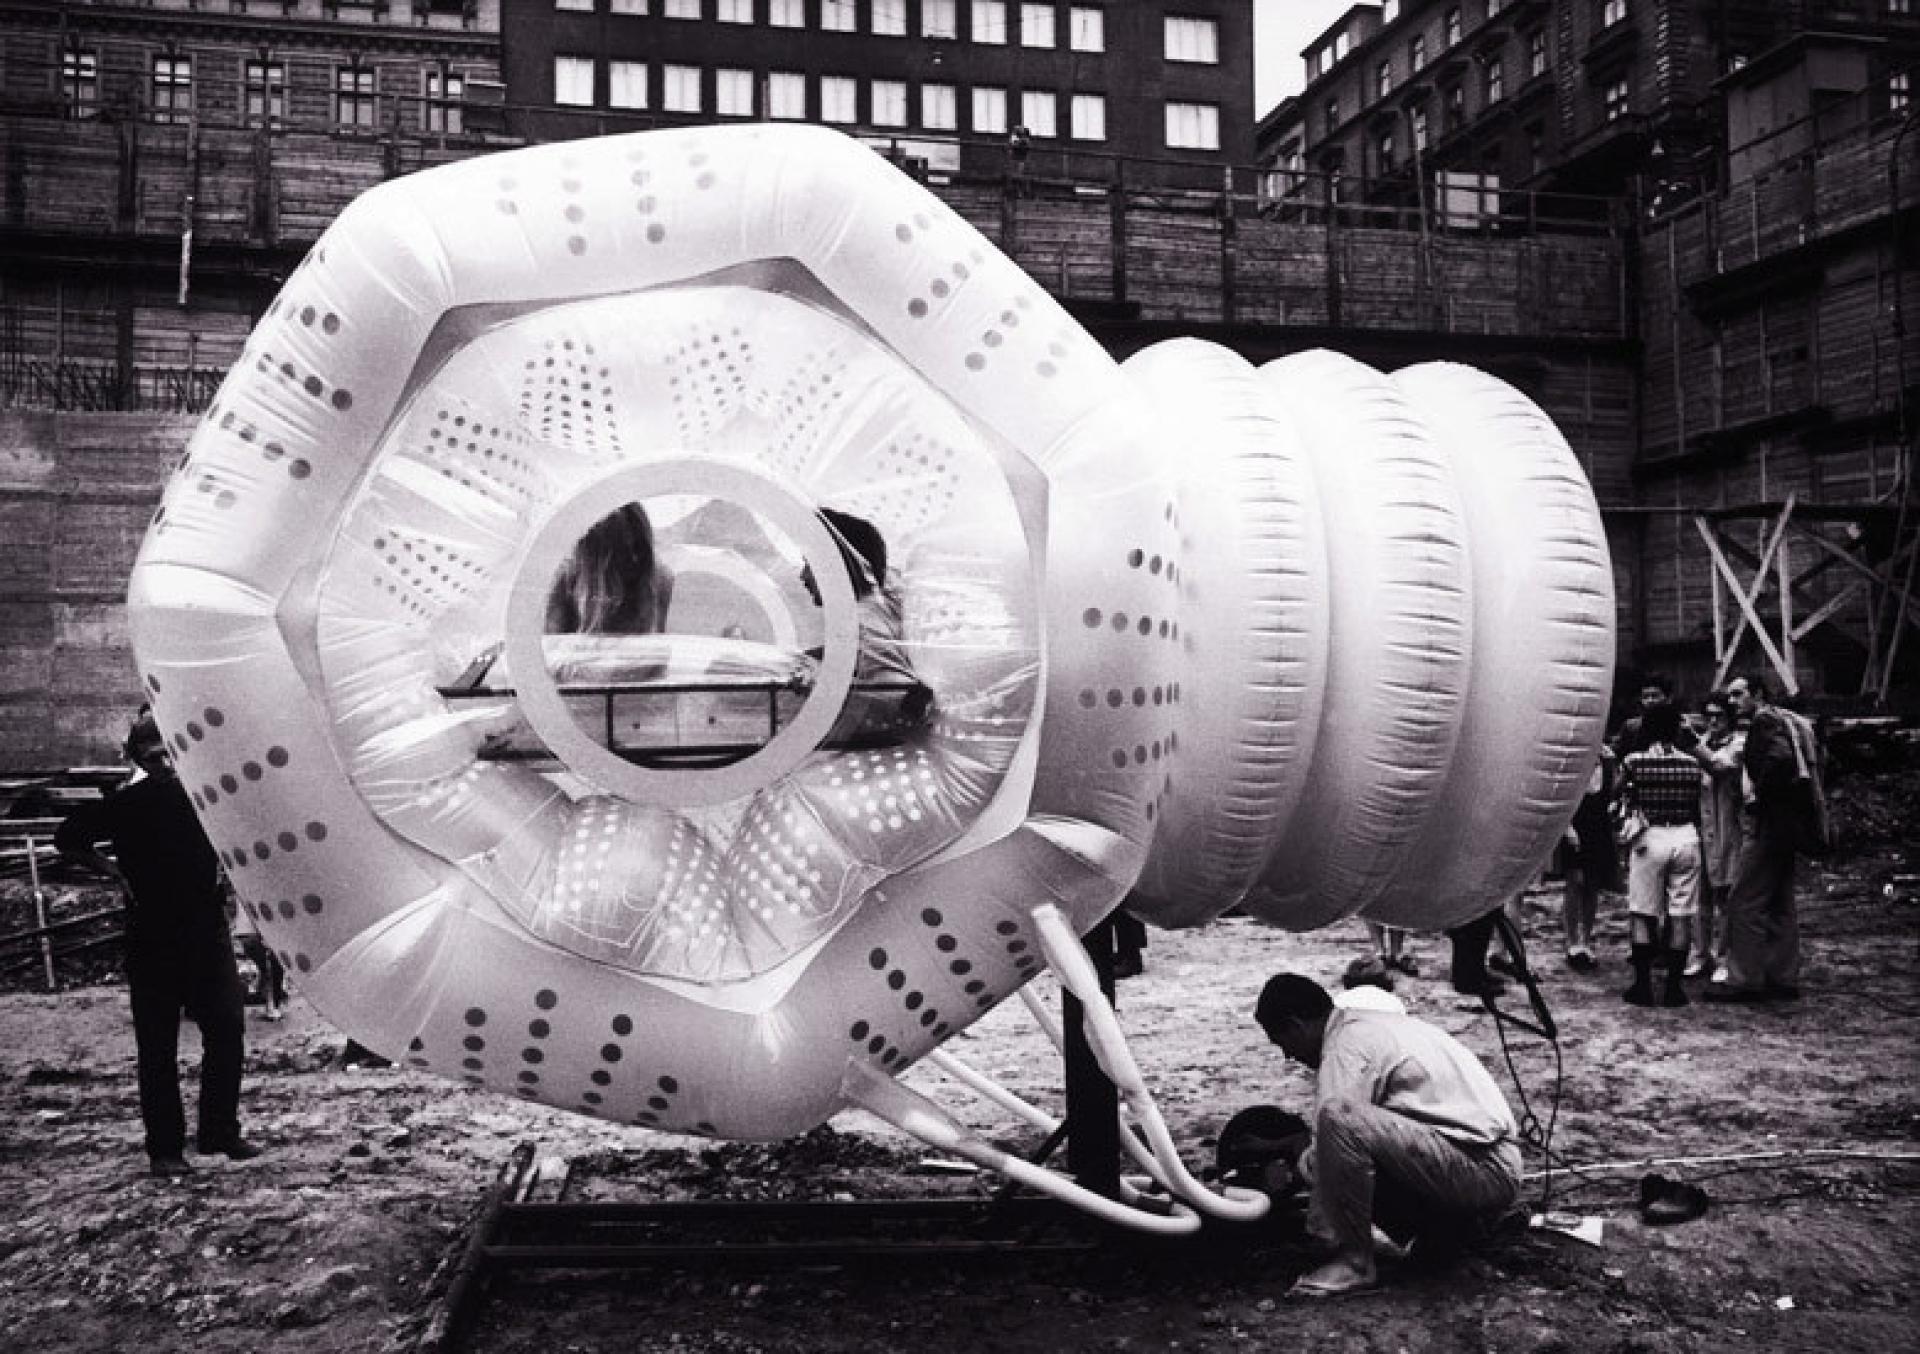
507, 459, 859, 810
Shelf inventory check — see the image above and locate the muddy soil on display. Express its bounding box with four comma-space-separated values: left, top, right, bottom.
1, 783, 1915, 1354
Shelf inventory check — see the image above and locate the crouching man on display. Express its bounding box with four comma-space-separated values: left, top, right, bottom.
1255, 972, 1523, 1297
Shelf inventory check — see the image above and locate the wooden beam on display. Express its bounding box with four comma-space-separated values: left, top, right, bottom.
1792, 579, 1865, 642
1696, 496, 1798, 694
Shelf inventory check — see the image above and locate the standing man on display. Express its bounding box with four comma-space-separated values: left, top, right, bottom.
1708, 675, 1813, 1002
1256, 973, 1522, 1297
56, 711, 261, 1175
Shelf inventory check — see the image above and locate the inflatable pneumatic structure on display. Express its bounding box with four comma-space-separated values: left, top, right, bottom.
127, 125, 1613, 1231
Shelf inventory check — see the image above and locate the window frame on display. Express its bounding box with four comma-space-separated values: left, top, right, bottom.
821, 0, 857, 32
871, 77, 909, 127
1164, 99, 1220, 151
1164, 14, 1220, 64
1069, 91, 1105, 141
1020, 3, 1056, 49
715, 66, 756, 117
245, 59, 288, 128
921, 81, 958, 130
152, 52, 195, 125
922, 0, 958, 39
333, 62, 377, 130
1019, 87, 1056, 138
554, 54, 596, 107
424, 66, 462, 134
63, 47, 99, 116
972, 1, 1008, 45
1068, 5, 1104, 52
971, 84, 1008, 135
767, 69, 807, 118
819, 73, 858, 124
608, 58, 649, 110
662, 62, 703, 114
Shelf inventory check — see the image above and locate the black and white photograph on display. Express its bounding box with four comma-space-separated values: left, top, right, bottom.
1, 2, 1916, 1350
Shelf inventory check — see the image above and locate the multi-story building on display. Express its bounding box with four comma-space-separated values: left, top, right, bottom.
0, 0, 506, 396
1260, 1, 1920, 703
1258, 1, 1918, 212
499, 0, 1254, 186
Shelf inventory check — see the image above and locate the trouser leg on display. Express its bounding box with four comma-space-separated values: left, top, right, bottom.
128, 965, 186, 1159
186, 954, 246, 1148
1766, 854, 1801, 987
1447, 911, 1498, 991
1723, 830, 1792, 991
1309, 1098, 1521, 1261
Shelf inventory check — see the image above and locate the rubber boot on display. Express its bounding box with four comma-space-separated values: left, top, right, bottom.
1622, 944, 1656, 1006
1661, 949, 1690, 1007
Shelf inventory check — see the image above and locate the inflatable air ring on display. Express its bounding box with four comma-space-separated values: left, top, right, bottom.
127, 126, 1614, 1205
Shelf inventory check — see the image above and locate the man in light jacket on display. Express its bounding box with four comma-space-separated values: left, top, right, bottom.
1256, 972, 1522, 1297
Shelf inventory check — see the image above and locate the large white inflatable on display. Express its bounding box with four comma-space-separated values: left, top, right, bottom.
126, 124, 1612, 1228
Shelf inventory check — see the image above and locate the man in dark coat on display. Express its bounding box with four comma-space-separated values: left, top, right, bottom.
56, 711, 261, 1175
1707, 675, 1813, 1002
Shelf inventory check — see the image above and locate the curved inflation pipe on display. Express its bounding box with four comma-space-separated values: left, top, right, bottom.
843, 1061, 1202, 1235
1030, 905, 1270, 1223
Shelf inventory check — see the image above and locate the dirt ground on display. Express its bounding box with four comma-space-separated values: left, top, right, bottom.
2, 772, 1916, 1354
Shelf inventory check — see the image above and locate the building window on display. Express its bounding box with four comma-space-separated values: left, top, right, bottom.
335, 65, 377, 128
1890, 71, 1911, 113
1165, 100, 1219, 150
768, 70, 806, 117
555, 55, 595, 106
1377, 60, 1393, 99
718, 0, 751, 20
1021, 4, 1055, 48
1377, 129, 1395, 171
822, 0, 856, 31
923, 0, 958, 39
972, 85, 1007, 133
610, 60, 648, 109
1069, 6, 1103, 51
770, 0, 804, 27
1165, 15, 1219, 64
243, 59, 286, 126
557, 0, 595, 11
873, 0, 907, 35
973, 2, 1008, 44
1526, 122, 1544, 173
1527, 29, 1548, 77
1601, 0, 1627, 27
716, 67, 755, 116
872, 78, 908, 126
1445, 6, 1461, 46
1411, 104, 1429, 150
820, 74, 857, 123
1070, 91, 1105, 140
1325, 97, 1339, 135
922, 82, 957, 128
153, 54, 194, 124
1410, 35, 1426, 70
611, 0, 649, 13
1602, 73, 1630, 121
1020, 89, 1056, 137
663, 64, 702, 112
664, 0, 701, 19
1486, 57, 1503, 102
1444, 82, 1464, 128
63, 48, 98, 115
425, 68, 462, 132
1383, 0, 1400, 20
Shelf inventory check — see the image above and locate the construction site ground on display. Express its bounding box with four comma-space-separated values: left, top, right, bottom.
1, 764, 1915, 1354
